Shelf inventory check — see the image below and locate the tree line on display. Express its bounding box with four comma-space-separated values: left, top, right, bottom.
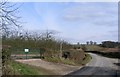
3, 29, 73, 56
99, 41, 120, 48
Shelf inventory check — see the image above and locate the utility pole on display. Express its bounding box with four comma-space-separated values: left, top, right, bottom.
60, 41, 63, 58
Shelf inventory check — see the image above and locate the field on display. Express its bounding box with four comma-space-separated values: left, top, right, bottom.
85, 45, 104, 51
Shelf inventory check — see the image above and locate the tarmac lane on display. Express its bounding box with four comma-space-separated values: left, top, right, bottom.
66, 53, 119, 77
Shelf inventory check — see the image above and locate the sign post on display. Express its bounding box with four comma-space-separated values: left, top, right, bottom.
24, 49, 29, 59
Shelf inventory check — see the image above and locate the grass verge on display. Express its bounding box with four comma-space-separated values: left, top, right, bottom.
81, 53, 92, 65
9, 60, 54, 75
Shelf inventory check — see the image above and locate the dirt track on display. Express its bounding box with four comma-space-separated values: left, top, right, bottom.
16, 59, 82, 75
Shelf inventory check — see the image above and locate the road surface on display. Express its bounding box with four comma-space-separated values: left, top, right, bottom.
67, 53, 119, 76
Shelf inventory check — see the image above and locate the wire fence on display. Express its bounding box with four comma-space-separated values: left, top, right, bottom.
11, 48, 45, 59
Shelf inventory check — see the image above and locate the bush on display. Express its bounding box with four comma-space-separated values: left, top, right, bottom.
2, 46, 12, 75
64, 49, 85, 64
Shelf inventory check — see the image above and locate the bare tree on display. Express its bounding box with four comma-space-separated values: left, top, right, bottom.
86, 41, 89, 45
1, 1, 22, 75
90, 41, 93, 45
0, 1, 22, 38
93, 42, 97, 45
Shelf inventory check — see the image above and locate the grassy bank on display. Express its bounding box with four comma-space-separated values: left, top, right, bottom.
44, 53, 92, 66
44, 57, 76, 65
81, 53, 92, 65
8, 60, 54, 75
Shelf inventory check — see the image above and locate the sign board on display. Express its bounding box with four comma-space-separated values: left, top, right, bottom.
24, 49, 29, 53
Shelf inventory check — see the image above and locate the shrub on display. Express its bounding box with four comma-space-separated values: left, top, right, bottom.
63, 49, 85, 64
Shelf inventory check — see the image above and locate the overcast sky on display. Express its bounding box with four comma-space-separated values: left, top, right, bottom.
17, 2, 118, 44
